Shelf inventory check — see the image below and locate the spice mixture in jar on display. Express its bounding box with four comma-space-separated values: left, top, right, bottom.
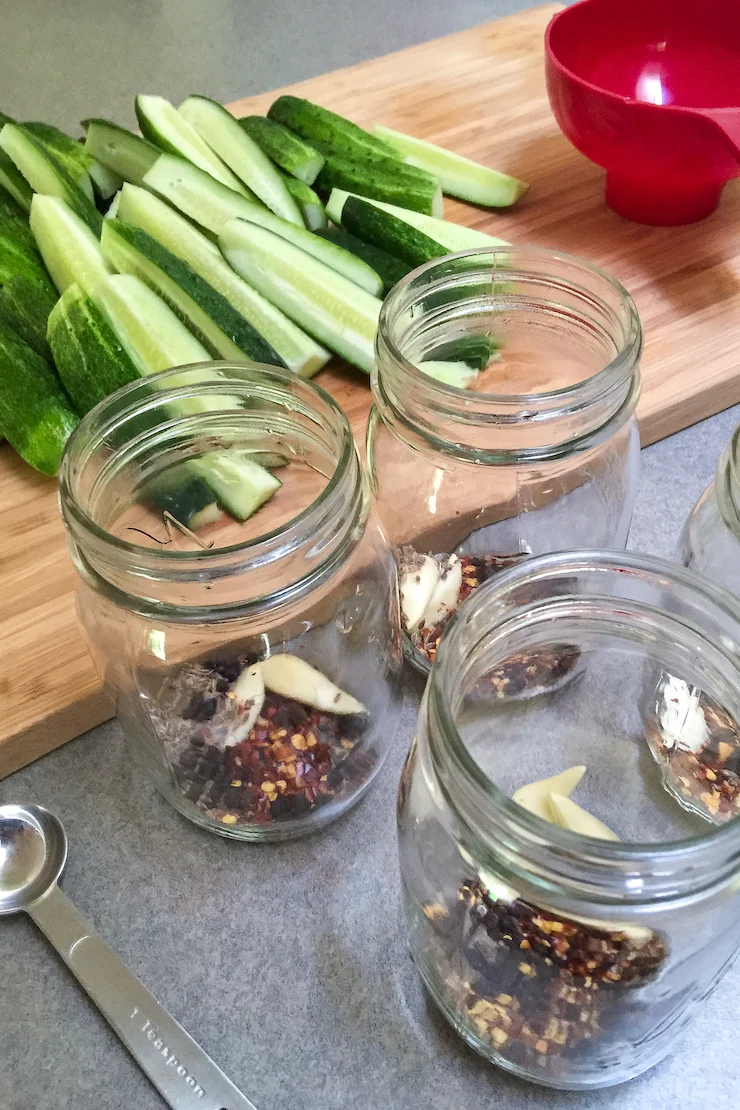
646, 674, 740, 822
421, 876, 667, 1069
398, 546, 581, 694
155, 653, 373, 829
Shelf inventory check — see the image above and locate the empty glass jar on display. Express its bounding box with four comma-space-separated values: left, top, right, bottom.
398, 552, 740, 1089
367, 247, 642, 673
59, 363, 403, 840
681, 423, 740, 594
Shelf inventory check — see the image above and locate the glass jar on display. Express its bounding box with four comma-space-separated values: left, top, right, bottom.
368, 247, 642, 673
59, 363, 403, 841
398, 551, 740, 1090
681, 423, 740, 593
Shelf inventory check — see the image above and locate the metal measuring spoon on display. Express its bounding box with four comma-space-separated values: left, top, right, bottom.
0, 803, 257, 1110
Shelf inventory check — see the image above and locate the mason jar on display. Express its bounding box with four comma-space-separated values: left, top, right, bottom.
681, 423, 740, 594
398, 551, 740, 1089
59, 363, 403, 841
368, 247, 642, 674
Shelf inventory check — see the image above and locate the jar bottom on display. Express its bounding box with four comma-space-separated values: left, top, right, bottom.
406, 916, 680, 1091
144, 747, 389, 842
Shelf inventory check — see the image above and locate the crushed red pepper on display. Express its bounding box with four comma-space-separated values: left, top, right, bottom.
646, 695, 740, 821
158, 660, 369, 826
422, 878, 666, 1065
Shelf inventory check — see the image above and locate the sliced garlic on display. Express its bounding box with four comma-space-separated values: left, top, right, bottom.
225, 662, 265, 747
260, 653, 366, 715
548, 792, 619, 841
421, 554, 463, 629
399, 554, 441, 632
511, 765, 586, 821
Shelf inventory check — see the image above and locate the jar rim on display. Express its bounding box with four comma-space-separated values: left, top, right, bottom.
427, 550, 740, 902
377, 244, 642, 408
58, 362, 356, 564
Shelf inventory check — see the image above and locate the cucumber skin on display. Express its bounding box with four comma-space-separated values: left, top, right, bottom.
426, 335, 499, 371
340, 196, 448, 268
0, 321, 78, 475
48, 284, 141, 415
0, 271, 58, 360
280, 173, 327, 230
238, 116, 325, 185
316, 226, 409, 295
0, 150, 33, 212
315, 154, 441, 216
103, 219, 287, 368
268, 96, 397, 161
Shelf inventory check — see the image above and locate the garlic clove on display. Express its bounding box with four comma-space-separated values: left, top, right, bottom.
512, 765, 586, 821
225, 662, 265, 747
399, 554, 441, 632
548, 792, 620, 841
260, 653, 366, 715
421, 554, 463, 629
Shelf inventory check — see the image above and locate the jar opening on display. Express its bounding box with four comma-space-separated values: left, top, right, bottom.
59, 364, 365, 615
427, 552, 740, 903
374, 247, 642, 461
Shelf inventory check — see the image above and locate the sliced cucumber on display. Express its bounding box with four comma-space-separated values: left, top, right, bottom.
178, 96, 302, 225
101, 219, 285, 367
22, 121, 95, 202
427, 334, 500, 370
0, 271, 58, 360
238, 115, 325, 185
47, 283, 140, 414
373, 125, 528, 208
0, 321, 78, 475
339, 195, 448, 268
95, 274, 280, 522
326, 189, 509, 251
30, 194, 111, 296
267, 96, 396, 162
116, 184, 329, 377
135, 96, 248, 195
83, 119, 160, 187
188, 451, 281, 522
220, 219, 381, 373
88, 159, 124, 201
217, 206, 382, 295
280, 173, 327, 230
417, 360, 479, 389
0, 149, 33, 211
143, 154, 260, 234
94, 273, 228, 404
316, 153, 443, 218
316, 226, 410, 295
0, 123, 102, 234
105, 191, 121, 218
145, 465, 223, 531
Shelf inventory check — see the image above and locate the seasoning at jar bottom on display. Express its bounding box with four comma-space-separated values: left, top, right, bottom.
60, 364, 402, 841
398, 552, 740, 1089
368, 247, 642, 678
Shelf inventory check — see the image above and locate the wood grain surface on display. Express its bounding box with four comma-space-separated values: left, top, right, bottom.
3, 1, 740, 776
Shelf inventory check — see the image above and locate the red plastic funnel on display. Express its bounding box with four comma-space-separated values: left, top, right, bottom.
545, 0, 740, 225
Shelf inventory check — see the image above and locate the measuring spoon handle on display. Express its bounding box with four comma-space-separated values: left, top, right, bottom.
28, 884, 258, 1110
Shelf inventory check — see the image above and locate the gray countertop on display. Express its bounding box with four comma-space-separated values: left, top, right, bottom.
2, 1, 740, 1107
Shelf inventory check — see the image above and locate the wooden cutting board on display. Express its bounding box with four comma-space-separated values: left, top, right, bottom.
3, 1, 740, 778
